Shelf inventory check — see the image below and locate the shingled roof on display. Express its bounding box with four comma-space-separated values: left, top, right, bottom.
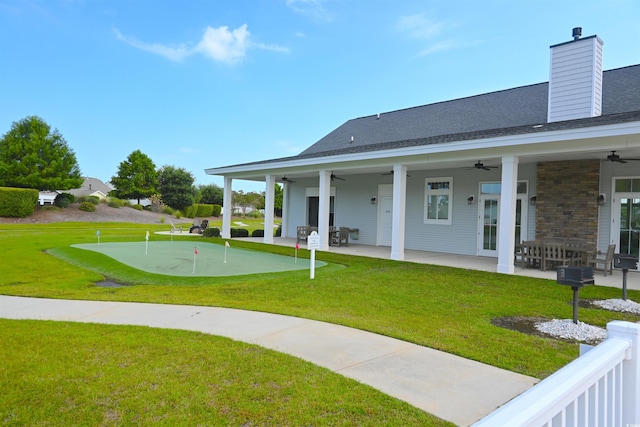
209, 64, 640, 171
300, 65, 640, 157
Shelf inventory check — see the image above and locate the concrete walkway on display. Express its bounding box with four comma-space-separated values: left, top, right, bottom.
0, 295, 537, 426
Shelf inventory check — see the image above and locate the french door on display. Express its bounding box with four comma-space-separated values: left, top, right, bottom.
477, 182, 528, 257
613, 194, 640, 269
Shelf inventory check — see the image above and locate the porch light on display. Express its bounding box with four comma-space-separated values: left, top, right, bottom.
530, 195, 537, 206
370, 196, 377, 204
598, 193, 606, 206
467, 195, 475, 205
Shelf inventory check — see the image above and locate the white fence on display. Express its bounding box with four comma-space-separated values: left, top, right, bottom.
472, 321, 640, 427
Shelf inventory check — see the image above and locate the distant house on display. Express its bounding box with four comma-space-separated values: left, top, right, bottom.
68, 177, 112, 200
206, 29, 640, 275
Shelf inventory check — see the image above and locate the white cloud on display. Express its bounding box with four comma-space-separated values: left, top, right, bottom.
397, 13, 446, 40
418, 39, 483, 57
195, 24, 249, 65
286, 0, 332, 22
114, 24, 289, 65
114, 29, 191, 61
396, 13, 476, 56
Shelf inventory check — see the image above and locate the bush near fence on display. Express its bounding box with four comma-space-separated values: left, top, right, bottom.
0, 187, 39, 217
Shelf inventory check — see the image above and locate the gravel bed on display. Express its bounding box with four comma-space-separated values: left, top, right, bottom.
534, 319, 607, 343
592, 298, 640, 314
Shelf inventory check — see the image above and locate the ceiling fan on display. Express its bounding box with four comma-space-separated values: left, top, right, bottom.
330, 172, 345, 181
279, 176, 295, 183
607, 151, 640, 163
468, 161, 498, 171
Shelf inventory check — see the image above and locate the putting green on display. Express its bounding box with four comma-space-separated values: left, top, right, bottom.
72, 241, 325, 277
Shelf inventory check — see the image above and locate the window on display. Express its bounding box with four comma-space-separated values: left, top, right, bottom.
425, 177, 453, 225
615, 178, 640, 192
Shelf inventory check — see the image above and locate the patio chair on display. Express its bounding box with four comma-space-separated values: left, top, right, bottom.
586, 244, 616, 276
169, 220, 183, 233
330, 227, 349, 247
522, 241, 542, 269
542, 241, 570, 271
190, 219, 208, 234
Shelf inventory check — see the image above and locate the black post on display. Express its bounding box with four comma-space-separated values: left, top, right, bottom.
622, 268, 628, 300
572, 286, 579, 324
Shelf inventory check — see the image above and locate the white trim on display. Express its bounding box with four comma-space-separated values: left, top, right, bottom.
305, 187, 336, 197
205, 121, 640, 177
263, 175, 275, 244
424, 177, 453, 225
391, 165, 407, 260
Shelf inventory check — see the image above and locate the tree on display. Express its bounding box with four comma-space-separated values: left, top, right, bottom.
199, 183, 224, 205
157, 165, 197, 211
0, 116, 83, 190
274, 183, 283, 217
110, 150, 158, 204
232, 190, 264, 215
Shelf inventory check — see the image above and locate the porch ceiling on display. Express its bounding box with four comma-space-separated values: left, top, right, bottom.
217, 144, 640, 183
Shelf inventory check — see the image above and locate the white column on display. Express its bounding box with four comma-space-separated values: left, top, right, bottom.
391, 164, 407, 261
263, 175, 275, 244
222, 177, 233, 239
608, 321, 640, 426
497, 156, 519, 274
318, 170, 331, 250
280, 182, 289, 238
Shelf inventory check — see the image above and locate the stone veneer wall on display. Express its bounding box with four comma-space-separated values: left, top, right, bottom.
535, 160, 600, 248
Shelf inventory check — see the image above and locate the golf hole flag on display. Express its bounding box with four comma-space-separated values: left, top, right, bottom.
192, 247, 198, 273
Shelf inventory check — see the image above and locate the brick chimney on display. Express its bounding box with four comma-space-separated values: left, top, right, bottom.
547, 27, 604, 123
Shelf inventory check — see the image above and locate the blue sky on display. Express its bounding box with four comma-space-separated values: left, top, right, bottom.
1, 0, 638, 193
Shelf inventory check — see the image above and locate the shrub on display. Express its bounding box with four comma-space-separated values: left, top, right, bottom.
212, 204, 222, 217
79, 201, 96, 212
175, 211, 183, 219
247, 210, 263, 218
54, 193, 74, 208
195, 204, 214, 217
88, 196, 100, 205
107, 197, 125, 207
0, 187, 39, 217
275, 225, 282, 237
131, 204, 143, 211
162, 206, 174, 215
184, 205, 195, 218
203, 227, 220, 238
230, 228, 249, 238
251, 229, 264, 237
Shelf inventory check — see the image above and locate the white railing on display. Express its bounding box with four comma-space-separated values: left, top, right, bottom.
472, 321, 640, 427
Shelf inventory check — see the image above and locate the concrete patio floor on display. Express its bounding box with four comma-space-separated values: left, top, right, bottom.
239, 237, 640, 292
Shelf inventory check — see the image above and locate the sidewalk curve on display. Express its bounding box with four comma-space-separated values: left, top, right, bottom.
0, 295, 537, 426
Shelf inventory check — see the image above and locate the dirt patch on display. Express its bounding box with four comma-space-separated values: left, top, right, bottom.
95, 280, 130, 288
491, 316, 553, 340
0, 203, 188, 225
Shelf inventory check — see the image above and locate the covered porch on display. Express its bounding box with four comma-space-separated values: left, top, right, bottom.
235, 236, 640, 292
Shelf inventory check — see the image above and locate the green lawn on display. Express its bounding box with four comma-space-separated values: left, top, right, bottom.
1, 222, 639, 424
1, 319, 443, 426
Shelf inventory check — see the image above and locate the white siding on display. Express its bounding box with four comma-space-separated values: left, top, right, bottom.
285, 165, 538, 257
548, 36, 603, 123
